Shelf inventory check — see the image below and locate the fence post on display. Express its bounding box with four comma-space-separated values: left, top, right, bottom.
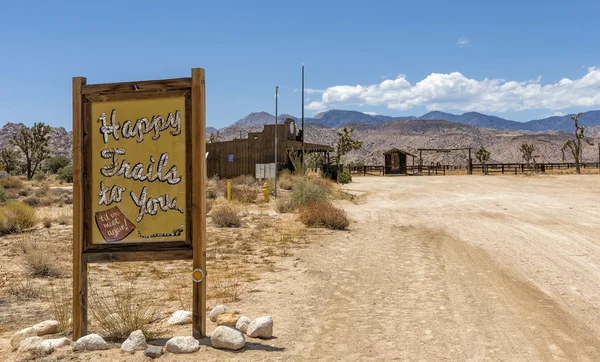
502, 165, 504, 174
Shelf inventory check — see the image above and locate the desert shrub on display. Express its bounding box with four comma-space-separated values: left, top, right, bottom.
299, 201, 349, 230
18, 188, 31, 197
43, 217, 52, 228
275, 197, 294, 213
231, 175, 256, 186
339, 170, 352, 184
206, 187, 218, 200
0, 188, 6, 203
89, 280, 158, 341
0, 202, 37, 234
289, 179, 328, 210
56, 213, 70, 225
23, 196, 54, 207
311, 177, 336, 194
206, 200, 213, 215
0, 176, 23, 189
57, 165, 73, 183
231, 185, 257, 203
211, 205, 242, 227
43, 156, 70, 174
278, 178, 294, 191
8, 275, 41, 300
33, 172, 46, 182
20, 237, 61, 277
34, 183, 50, 197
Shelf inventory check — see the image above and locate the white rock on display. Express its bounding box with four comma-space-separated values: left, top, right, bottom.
121, 330, 148, 353
165, 336, 200, 354
41, 337, 70, 349
18, 337, 44, 353
211, 326, 245, 350
38, 337, 70, 355
168, 310, 192, 325
209, 305, 229, 323
10, 327, 37, 350
247, 316, 274, 339
32, 320, 59, 336
73, 333, 110, 351
236, 316, 251, 334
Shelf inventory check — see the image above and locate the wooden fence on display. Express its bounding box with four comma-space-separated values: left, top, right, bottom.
350, 162, 600, 176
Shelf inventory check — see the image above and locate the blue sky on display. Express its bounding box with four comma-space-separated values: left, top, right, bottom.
1, 0, 600, 129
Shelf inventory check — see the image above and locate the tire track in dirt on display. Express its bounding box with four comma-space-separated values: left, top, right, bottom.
289, 179, 600, 361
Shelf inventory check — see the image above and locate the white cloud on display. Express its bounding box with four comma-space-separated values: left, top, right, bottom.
363, 111, 378, 116
457, 37, 470, 47
553, 112, 565, 117
305, 67, 600, 113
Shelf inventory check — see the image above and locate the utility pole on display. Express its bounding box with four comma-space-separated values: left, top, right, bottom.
301, 64, 305, 169
274, 86, 278, 198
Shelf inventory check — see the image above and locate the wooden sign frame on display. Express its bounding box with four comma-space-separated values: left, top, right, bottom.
72, 69, 206, 339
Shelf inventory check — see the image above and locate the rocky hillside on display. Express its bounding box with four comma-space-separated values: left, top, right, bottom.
0, 123, 72, 158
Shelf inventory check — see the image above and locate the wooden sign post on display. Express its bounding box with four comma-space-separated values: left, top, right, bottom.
72, 69, 207, 340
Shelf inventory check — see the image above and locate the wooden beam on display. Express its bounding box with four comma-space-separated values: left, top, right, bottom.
81, 77, 192, 95
191, 68, 207, 338
72, 76, 87, 340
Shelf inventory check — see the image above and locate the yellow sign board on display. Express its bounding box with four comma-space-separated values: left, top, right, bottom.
90, 97, 187, 244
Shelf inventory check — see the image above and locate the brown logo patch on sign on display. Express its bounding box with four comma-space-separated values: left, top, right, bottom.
95, 206, 135, 243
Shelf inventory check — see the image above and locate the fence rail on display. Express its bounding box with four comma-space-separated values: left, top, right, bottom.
349, 162, 600, 176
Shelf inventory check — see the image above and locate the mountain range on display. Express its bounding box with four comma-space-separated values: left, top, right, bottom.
212, 109, 600, 133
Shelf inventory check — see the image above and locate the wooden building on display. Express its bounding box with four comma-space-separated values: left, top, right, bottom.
383, 148, 416, 175
206, 118, 333, 179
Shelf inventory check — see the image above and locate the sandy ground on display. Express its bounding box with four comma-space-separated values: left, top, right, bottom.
5, 174, 600, 361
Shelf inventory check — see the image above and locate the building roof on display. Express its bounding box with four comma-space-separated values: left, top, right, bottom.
383, 148, 416, 157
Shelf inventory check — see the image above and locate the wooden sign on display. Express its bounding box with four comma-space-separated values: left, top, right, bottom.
72, 69, 206, 340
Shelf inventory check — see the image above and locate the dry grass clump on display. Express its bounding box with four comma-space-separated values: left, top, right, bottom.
8, 275, 41, 300
280, 179, 329, 212
48, 279, 71, 332
231, 175, 256, 186
206, 187, 218, 200
231, 185, 257, 203
278, 178, 295, 191
299, 201, 349, 230
211, 204, 242, 227
209, 265, 249, 303
0, 202, 37, 235
55, 212, 71, 225
206, 199, 214, 215
21, 240, 62, 278
24, 196, 54, 207
42, 217, 52, 228
89, 280, 159, 341
0, 176, 24, 189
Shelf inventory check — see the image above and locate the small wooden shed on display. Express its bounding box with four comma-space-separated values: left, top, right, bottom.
383, 148, 416, 175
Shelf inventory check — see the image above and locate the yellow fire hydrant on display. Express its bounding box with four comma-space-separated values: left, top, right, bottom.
262, 181, 270, 202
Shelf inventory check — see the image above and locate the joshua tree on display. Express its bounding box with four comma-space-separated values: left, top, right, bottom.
519, 143, 535, 167
9, 122, 51, 180
335, 127, 363, 182
0, 148, 19, 174
561, 112, 594, 174
475, 146, 491, 174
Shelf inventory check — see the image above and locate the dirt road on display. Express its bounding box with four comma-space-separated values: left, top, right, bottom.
228, 175, 600, 361
23, 175, 600, 361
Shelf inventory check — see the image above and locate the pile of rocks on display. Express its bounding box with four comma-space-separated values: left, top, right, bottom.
208, 304, 274, 351
10, 307, 275, 358
10, 320, 70, 356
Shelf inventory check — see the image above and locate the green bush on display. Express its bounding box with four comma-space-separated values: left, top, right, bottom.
285, 179, 328, 211
57, 165, 73, 183
0, 202, 37, 234
0, 188, 6, 203
43, 156, 70, 174
339, 170, 352, 184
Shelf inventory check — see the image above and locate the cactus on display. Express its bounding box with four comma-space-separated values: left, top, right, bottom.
561, 112, 594, 174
